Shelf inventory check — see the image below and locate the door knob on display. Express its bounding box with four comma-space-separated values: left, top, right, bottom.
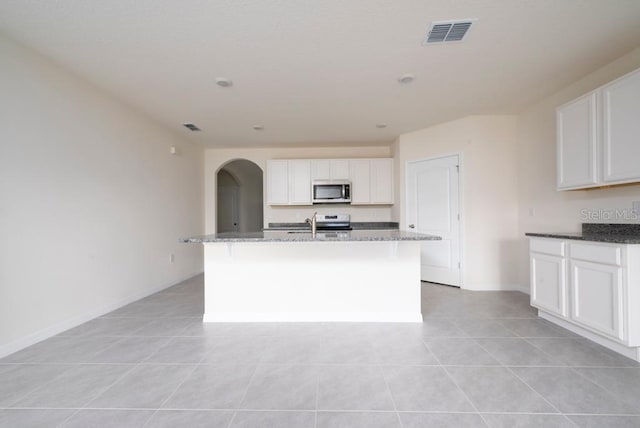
409, 224, 415, 229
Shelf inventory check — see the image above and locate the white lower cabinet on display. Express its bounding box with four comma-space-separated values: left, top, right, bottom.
530, 253, 567, 317
570, 259, 624, 340
529, 238, 640, 361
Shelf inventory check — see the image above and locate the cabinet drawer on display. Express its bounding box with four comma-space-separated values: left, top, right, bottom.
530, 239, 565, 256
570, 243, 622, 266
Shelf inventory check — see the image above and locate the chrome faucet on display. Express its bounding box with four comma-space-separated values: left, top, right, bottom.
305, 212, 318, 236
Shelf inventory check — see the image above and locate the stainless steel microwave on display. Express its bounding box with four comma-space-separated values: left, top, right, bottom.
312, 180, 351, 204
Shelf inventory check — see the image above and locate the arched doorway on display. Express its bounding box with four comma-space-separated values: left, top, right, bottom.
216, 159, 263, 233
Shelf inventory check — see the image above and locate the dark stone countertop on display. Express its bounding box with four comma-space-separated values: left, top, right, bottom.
526, 223, 640, 244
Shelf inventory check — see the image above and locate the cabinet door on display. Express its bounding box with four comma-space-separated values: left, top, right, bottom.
556, 92, 598, 190
289, 160, 312, 205
349, 160, 371, 204
266, 160, 289, 205
530, 253, 567, 317
311, 160, 331, 181
331, 160, 350, 180
602, 69, 640, 183
370, 158, 393, 204
570, 260, 624, 340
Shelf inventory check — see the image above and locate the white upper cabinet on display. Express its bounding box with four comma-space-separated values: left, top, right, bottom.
557, 92, 598, 189
266, 160, 312, 206
311, 160, 331, 180
289, 160, 312, 205
602, 68, 640, 184
349, 159, 394, 205
331, 160, 350, 180
266, 160, 289, 205
310, 159, 350, 181
267, 158, 393, 206
349, 160, 371, 204
370, 159, 394, 204
557, 67, 640, 190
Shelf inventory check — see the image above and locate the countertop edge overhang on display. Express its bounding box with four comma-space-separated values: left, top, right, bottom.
182, 230, 441, 243
525, 232, 640, 244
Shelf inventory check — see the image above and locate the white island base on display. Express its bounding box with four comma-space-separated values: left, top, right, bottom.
203, 240, 422, 323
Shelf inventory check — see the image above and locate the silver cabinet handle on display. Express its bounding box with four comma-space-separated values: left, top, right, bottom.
409, 224, 415, 229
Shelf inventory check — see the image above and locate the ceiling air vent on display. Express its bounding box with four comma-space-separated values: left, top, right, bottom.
182, 123, 201, 132
424, 20, 475, 44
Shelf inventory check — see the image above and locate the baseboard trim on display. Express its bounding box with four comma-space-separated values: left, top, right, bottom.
462, 283, 528, 293
0, 270, 203, 359
203, 312, 424, 323
539, 310, 640, 362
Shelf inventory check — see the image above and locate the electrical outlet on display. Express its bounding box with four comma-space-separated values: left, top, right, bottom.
529, 207, 535, 217
169, 254, 175, 263
633, 201, 640, 215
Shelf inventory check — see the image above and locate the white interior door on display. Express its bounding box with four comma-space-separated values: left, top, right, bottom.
407, 155, 461, 286
217, 186, 239, 232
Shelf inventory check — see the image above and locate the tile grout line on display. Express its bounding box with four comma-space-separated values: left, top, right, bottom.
378, 364, 404, 428
56, 360, 143, 427
314, 368, 319, 428
225, 362, 262, 428
503, 365, 578, 427
140, 348, 209, 428
470, 337, 565, 415
4, 365, 76, 410
9, 334, 134, 427
567, 366, 640, 417
7, 406, 640, 416
424, 338, 490, 428
5, 283, 639, 425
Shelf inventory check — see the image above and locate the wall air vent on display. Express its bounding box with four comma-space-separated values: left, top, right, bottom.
182, 123, 201, 132
424, 20, 475, 44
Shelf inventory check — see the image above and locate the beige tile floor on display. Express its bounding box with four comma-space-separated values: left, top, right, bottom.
1, 274, 639, 427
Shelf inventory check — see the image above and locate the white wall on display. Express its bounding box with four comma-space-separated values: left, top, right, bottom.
395, 116, 521, 291
0, 35, 204, 357
205, 146, 393, 233
516, 47, 640, 287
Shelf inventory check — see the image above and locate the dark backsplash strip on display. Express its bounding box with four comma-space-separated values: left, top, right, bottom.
352, 222, 399, 230
582, 223, 640, 236
267, 222, 308, 229
267, 222, 399, 230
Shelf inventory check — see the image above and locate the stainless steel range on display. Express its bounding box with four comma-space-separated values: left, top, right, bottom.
315, 214, 351, 230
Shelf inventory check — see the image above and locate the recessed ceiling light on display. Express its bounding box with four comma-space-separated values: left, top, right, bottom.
252, 125, 264, 131
397, 73, 415, 84
376, 123, 387, 128
215, 77, 232, 87
182, 123, 201, 131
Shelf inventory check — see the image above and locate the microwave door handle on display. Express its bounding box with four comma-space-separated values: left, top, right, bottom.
342, 185, 345, 200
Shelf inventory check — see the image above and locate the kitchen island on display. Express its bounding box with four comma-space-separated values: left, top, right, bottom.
183, 230, 440, 323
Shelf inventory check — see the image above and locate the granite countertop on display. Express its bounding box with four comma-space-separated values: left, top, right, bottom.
526, 223, 640, 244
182, 229, 440, 243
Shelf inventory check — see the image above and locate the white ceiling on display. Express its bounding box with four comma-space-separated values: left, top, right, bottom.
1, 0, 640, 148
